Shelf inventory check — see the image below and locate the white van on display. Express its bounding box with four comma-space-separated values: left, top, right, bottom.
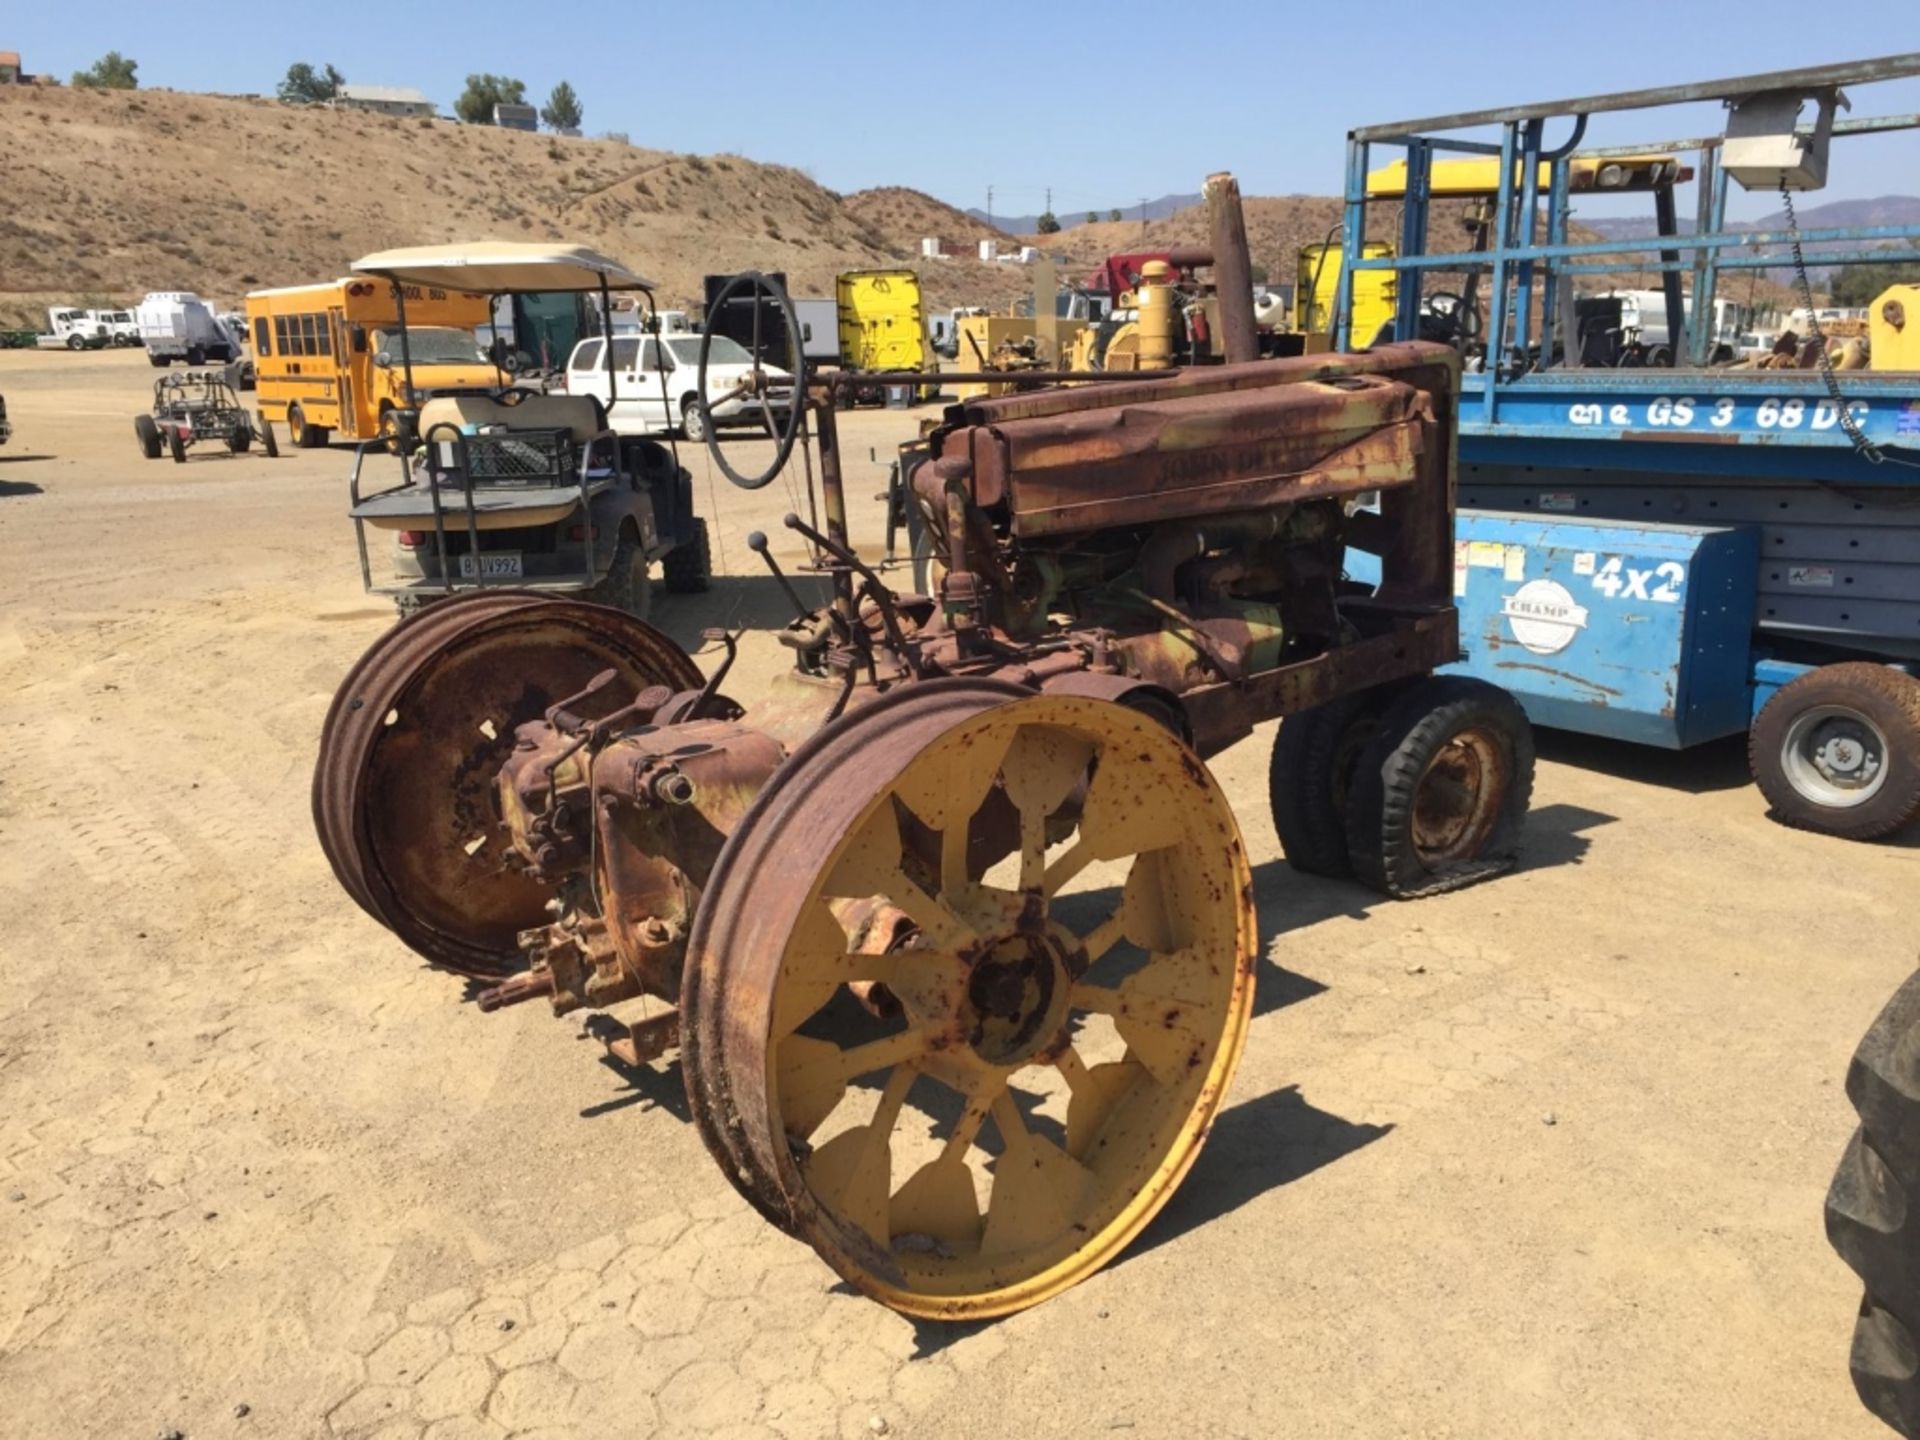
563, 332, 793, 441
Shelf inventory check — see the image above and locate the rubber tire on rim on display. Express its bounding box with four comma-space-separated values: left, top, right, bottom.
167, 427, 187, 465
586, 525, 651, 620
67, 333, 85, 351
681, 396, 708, 443
289, 405, 328, 449
149, 353, 169, 367
1750, 663, 1920, 842
1828, 970, 1920, 1438
662, 517, 711, 593
186, 346, 205, 367
260, 417, 279, 458
228, 430, 251, 454
134, 414, 163, 460
1268, 688, 1398, 879
1344, 676, 1534, 898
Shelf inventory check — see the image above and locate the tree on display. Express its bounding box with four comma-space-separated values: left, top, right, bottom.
1085, 211, 1098, 226
454, 73, 527, 125
1828, 252, 1920, 307
1108, 208, 1123, 222
278, 62, 344, 104
1034, 211, 1061, 235
540, 80, 582, 133
72, 51, 137, 91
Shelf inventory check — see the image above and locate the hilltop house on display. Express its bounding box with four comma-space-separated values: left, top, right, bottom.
334, 83, 435, 119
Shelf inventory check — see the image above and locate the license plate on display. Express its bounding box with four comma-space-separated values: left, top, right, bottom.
458, 552, 523, 579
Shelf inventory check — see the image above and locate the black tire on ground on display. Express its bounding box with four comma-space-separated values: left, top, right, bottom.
186, 346, 205, 367
134, 414, 163, 460
1750, 664, 1920, 842
662, 517, 712, 594
228, 429, 251, 454
67, 333, 85, 351
585, 525, 651, 620
259, 416, 279, 458
148, 352, 169, 368
1344, 675, 1535, 898
167, 427, 187, 465
288, 405, 329, 449
1827, 970, 1920, 1438
1269, 689, 1397, 878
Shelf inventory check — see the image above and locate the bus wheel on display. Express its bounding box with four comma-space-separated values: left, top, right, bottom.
1751, 663, 1920, 841
288, 405, 329, 450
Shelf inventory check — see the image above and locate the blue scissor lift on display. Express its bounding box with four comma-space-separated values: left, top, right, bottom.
1337, 55, 1920, 840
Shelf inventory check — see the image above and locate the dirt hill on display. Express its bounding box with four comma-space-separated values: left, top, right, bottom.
0, 84, 1036, 328
841, 187, 1011, 252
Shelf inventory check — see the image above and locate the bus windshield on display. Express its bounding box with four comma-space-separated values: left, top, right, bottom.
374, 326, 488, 366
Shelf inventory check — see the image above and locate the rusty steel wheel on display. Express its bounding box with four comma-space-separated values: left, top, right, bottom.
682, 683, 1256, 1318
312, 592, 704, 978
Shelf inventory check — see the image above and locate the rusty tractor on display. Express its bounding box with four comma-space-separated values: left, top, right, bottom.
313, 178, 1534, 1319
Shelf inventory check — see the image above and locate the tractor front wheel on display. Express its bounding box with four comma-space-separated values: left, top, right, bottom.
682, 686, 1256, 1318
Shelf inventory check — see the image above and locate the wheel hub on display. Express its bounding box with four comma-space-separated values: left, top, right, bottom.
961, 927, 1081, 1067
1783, 705, 1889, 808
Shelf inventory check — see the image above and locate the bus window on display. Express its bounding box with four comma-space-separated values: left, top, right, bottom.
316, 317, 332, 356
254, 317, 271, 355
274, 317, 289, 354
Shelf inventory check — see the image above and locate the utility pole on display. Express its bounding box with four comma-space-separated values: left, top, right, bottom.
986, 185, 994, 232
1045, 186, 1052, 216
1139, 197, 1148, 235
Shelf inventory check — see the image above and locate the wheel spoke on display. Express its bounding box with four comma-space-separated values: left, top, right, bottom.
1071, 948, 1221, 1085
826, 803, 980, 949
979, 1089, 1097, 1258
777, 1029, 928, 1141
1064, 1057, 1152, 1160
999, 725, 1096, 894
803, 1064, 916, 1246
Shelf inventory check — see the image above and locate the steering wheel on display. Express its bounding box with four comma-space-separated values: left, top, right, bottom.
696, 271, 806, 491
1423, 291, 1483, 344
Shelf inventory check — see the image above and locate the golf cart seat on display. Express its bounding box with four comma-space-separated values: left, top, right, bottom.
416, 394, 605, 445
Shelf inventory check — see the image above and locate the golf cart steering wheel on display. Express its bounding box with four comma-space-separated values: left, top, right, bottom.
696, 271, 806, 491
1423, 291, 1483, 344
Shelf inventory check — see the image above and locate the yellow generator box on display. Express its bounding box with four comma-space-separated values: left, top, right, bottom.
951, 314, 1087, 400
836, 270, 930, 374
1296, 242, 1397, 347
1870, 285, 1920, 372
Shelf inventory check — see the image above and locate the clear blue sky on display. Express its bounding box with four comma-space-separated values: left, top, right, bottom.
19, 4, 1920, 218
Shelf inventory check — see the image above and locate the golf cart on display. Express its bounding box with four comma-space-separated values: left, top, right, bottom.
135, 371, 278, 464
344, 243, 711, 619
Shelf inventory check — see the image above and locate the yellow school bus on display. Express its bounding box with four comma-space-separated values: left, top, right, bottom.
245, 279, 497, 447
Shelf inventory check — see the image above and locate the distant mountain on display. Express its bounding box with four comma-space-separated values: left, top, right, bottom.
963, 191, 1201, 235
1576, 194, 1920, 242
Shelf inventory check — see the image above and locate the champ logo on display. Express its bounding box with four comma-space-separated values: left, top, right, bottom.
1500, 578, 1589, 656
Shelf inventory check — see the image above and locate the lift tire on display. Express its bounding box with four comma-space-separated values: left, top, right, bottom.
1828, 970, 1920, 1438
1268, 689, 1398, 879
662, 517, 712, 594
167, 427, 187, 465
1750, 664, 1920, 842
586, 525, 652, 621
134, 414, 163, 460
1345, 676, 1534, 898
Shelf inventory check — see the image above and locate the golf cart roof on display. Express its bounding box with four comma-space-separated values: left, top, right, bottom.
350, 242, 654, 293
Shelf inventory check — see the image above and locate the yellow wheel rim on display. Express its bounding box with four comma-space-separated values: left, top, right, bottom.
686, 688, 1256, 1318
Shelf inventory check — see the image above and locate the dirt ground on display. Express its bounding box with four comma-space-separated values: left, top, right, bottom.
0, 347, 1912, 1440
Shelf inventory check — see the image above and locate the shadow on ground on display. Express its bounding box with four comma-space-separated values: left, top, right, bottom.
1537, 725, 1749, 795
0, 475, 45, 495
651, 572, 833, 646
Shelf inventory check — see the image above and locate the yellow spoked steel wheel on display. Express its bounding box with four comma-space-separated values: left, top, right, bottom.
682, 681, 1256, 1318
